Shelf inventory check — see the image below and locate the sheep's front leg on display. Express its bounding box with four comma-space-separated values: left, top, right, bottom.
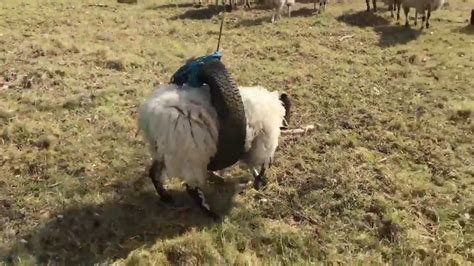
414, 10, 418, 26
149, 161, 173, 203
396, 2, 401, 20
403, 6, 410, 27
421, 11, 426, 29
252, 165, 268, 190
185, 184, 219, 220
426, 8, 431, 28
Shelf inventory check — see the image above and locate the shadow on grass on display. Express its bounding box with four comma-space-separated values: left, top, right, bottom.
4, 178, 242, 264
457, 25, 474, 35
235, 16, 271, 27
374, 25, 421, 47
146, 3, 196, 10
171, 4, 228, 20
291, 7, 317, 18
337, 10, 390, 28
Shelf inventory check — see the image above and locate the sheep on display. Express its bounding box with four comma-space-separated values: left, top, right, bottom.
401, 0, 446, 28
137, 84, 290, 219
266, 0, 296, 23
316, 0, 327, 13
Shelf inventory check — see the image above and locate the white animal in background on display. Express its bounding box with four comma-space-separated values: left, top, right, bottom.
267, 0, 296, 23
401, 0, 446, 28
137, 84, 291, 219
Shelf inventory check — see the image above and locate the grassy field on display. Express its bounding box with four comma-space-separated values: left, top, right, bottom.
0, 0, 473, 264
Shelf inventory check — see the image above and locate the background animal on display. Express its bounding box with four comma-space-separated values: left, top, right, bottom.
401, 0, 446, 28
266, 0, 296, 22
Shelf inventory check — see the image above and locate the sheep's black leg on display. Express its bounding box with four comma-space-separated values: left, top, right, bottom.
185, 184, 219, 220
245, 0, 250, 9
396, 2, 401, 20
252, 165, 268, 190
421, 12, 425, 29
426, 9, 431, 28
414, 10, 418, 26
404, 6, 410, 27
372, 0, 377, 11
149, 161, 173, 203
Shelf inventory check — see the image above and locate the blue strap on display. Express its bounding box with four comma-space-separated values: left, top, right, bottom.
170, 51, 222, 88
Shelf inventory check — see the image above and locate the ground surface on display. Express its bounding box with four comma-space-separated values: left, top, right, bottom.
0, 0, 473, 264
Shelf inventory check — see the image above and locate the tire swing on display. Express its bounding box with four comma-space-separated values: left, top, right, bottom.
169, 18, 246, 171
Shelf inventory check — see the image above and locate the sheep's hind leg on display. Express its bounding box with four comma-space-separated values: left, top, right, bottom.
185, 184, 219, 220
149, 161, 173, 203
252, 165, 268, 190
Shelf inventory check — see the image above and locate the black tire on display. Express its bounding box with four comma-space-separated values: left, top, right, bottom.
197, 60, 246, 171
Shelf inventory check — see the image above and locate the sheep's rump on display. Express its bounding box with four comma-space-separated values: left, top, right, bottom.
239, 86, 286, 169
137, 84, 219, 186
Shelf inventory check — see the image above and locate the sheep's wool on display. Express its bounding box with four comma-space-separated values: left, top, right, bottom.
138, 84, 286, 186
401, 0, 445, 12
239, 86, 286, 169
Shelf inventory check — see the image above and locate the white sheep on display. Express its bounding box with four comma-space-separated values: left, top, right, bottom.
137, 84, 290, 219
266, 0, 296, 23
401, 0, 446, 28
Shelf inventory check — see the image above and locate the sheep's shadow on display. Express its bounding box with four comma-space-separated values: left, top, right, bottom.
235, 16, 271, 27
337, 10, 390, 28
171, 4, 227, 19
457, 25, 474, 35
146, 3, 196, 10
4, 178, 242, 264
291, 7, 318, 17
374, 25, 421, 47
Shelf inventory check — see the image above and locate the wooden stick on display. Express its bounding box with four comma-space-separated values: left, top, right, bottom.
339, 34, 354, 41
281, 124, 315, 135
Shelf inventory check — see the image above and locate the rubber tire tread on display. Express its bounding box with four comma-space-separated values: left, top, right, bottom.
197, 60, 246, 171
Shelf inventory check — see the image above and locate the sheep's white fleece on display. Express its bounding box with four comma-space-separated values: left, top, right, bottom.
401, 0, 445, 12
137, 84, 286, 187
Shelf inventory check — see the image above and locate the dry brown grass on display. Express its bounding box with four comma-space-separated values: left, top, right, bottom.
0, 0, 473, 264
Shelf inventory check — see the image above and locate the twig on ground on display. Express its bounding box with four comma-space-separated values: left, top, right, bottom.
281, 124, 315, 135
339, 34, 354, 41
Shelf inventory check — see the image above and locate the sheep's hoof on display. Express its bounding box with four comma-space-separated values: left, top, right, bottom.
253, 178, 268, 191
